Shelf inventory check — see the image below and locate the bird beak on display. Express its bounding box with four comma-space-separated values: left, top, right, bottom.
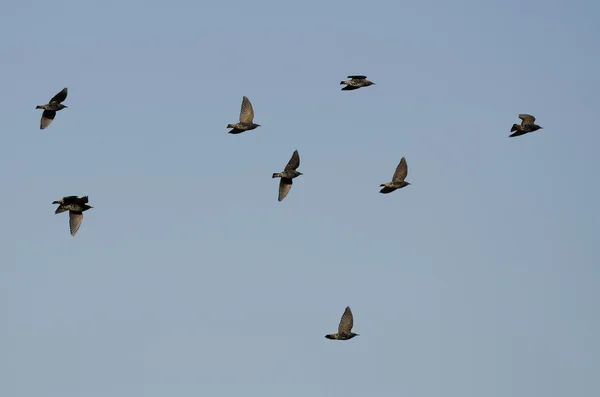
52, 201, 59, 204
64, 105, 68, 108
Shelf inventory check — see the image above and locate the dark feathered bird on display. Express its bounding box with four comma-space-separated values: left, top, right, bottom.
227, 96, 261, 134
510, 114, 543, 137
36, 88, 68, 129
53, 196, 93, 236
325, 306, 359, 340
340, 75, 375, 91
380, 157, 410, 194
272, 150, 302, 201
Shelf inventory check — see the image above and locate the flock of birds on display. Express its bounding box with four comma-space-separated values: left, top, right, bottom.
38, 75, 545, 339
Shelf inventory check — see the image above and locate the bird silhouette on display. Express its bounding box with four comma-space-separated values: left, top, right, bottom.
380, 157, 410, 194
227, 96, 260, 134
510, 114, 543, 137
340, 75, 375, 91
325, 306, 359, 340
272, 150, 302, 201
36, 88, 68, 130
53, 196, 93, 236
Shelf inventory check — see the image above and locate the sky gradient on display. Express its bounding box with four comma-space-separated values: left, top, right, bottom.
1, 1, 599, 396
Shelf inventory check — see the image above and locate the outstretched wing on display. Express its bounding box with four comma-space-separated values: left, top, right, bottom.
338, 306, 354, 334
284, 150, 300, 171
50, 87, 68, 104
40, 110, 56, 129
69, 211, 83, 236
278, 178, 293, 201
519, 114, 536, 125
239, 96, 255, 124
348, 75, 367, 80
391, 157, 408, 183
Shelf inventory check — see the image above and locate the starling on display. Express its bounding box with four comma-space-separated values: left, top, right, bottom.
227, 96, 260, 134
325, 306, 359, 340
272, 150, 302, 201
36, 88, 68, 129
53, 196, 93, 236
510, 114, 543, 137
340, 75, 375, 91
380, 157, 410, 194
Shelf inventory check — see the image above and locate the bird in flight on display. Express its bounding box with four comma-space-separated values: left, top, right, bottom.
340, 75, 375, 91
380, 157, 411, 194
227, 96, 261, 134
325, 306, 359, 340
272, 150, 302, 201
53, 195, 93, 236
510, 114, 543, 137
36, 87, 68, 129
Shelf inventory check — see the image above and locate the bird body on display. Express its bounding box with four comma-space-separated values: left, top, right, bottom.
380, 157, 410, 194
272, 150, 302, 201
36, 88, 68, 129
510, 114, 543, 137
227, 96, 260, 134
325, 306, 359, 340
340, 75, 375, 91
53, 196, 92, 236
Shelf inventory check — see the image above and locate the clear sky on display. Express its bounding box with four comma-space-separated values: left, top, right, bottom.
1, 0, 598, 396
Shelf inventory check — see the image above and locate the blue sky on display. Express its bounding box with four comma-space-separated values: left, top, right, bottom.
1, 0, 599, 396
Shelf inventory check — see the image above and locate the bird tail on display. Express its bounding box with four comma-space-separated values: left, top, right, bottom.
272, 173, 281, 178
511, 124, 518, 132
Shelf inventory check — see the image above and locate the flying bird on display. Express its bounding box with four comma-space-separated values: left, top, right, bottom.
325, 306, 359, 340
272, 150, 302, 201
340, 75, 375, 91
380, 157, 411, 194
510, 114, 543, 137
36, 88, 68, 129
53, 196, 93, 236
227, 96, 260, 134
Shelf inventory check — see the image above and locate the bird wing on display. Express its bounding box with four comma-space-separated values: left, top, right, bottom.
278, 178, 293, 201
40, 110, 56, 129
338, 306, 354, 334
519, 114, 536, 125
391, 157, 408, 183
75, 196, 89, 204
284, 150, 300, 171
348, 75, 367, 80
60, 196, 79, 203
50, 87, 68, 103
239, 96, 255, 124
55, 205, 68, 214
341, 85, 360, 91
69, 211, 83, 236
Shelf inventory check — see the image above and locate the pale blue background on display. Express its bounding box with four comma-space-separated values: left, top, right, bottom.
1, 0, 598, 396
